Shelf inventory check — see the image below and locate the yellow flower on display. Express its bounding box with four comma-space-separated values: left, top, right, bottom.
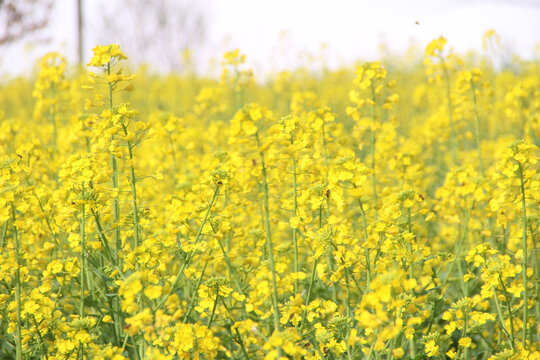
425, 340, 439, 357
144, 284, 162, 300
290, 216, 301, 229
459, 337, 472, 348
87, 44, 127, 67
392, 348, 405, 359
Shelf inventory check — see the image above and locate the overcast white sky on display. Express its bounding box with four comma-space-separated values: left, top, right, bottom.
2, 0, 540, 76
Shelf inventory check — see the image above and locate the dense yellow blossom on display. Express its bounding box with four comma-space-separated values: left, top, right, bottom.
0, 38, 539, 359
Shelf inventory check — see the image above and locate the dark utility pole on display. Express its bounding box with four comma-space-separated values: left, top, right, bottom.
76, 0, 83, 65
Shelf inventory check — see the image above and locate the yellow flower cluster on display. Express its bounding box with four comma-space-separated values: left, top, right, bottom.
87, 44, 127, 68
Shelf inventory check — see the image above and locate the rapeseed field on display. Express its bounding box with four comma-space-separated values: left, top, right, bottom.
0, 35, 539, 359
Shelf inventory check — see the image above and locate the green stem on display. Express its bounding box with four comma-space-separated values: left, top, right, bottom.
256, 133, 281, 335
131, 336, 141, 360
90, 208, 114, 263
233, 327, 251, 360
306, 257, 318, 307
370, 84, 378, 218
291, 151, 299, 295
405, 208, 416, 356
518, 166, 528, 348
214, 234, 245, 296
530, 223, 540, 343
31, 315, 49, 360
408, 335, 416, 359
305, 205, 324, 311
366, 329, 379, 360
356, 197, 371, 286
120, 122, 141, 249
470, 81, 484, 175
0, 219, 8, 248
407, 208, 414, 280
344, 265, 352, 319
92, 197, 124, 346
79, 343, 85, 360
498, 278, 516, 348
448, 205, 472, 296
320, 123, 337, 303
463, 314, 469, 359
207, 293, 220, 329
80, 188, 86, 320
12, 204, 23, 360
107, 63, 121, 257
157, 186, 220, 310
221, 299, 251, 360
183, 254, 212, 323
441, 56, 457, 164
34, 193, 60, 247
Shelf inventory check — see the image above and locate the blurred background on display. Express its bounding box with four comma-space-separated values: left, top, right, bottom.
1, 0, 540, 78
